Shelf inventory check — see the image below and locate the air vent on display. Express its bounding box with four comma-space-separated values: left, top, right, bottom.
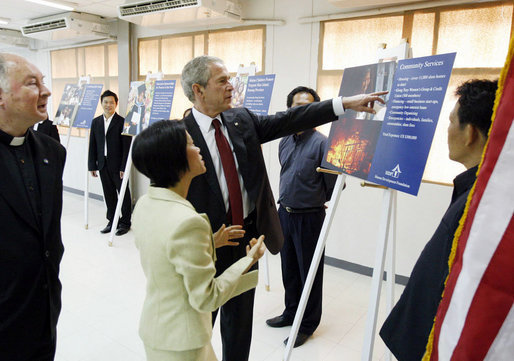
20, 12, 112, 45
118, 0, 241, 28
119, 0, 199, 17
22, 19, 67, 35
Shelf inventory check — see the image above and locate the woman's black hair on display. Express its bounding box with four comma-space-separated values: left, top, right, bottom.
132, 119, 189, 188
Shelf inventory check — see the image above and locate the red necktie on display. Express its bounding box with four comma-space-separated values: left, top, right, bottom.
212, 118, 244, 226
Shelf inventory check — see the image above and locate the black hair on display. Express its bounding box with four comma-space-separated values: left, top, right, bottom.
455, 79, 498, 138
286, 86, 320, 108
101, 90, 118, 104
132, 120, 189, 188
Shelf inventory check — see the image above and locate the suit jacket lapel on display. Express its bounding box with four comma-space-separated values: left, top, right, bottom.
0, 138, 40, 233
106, 113, 119, 136
184, 114, 225, 209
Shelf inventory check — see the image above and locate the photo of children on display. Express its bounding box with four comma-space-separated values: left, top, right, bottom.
54, 84, 85, 126
230, 76, 248, 108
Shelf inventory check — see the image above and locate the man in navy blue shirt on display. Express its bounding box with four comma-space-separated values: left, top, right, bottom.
266, 86, 337, 347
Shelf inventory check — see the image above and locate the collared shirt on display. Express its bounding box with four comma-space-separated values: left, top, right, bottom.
103, 113, 114, 156
0, 128, 42, 226
192, 107, 253, 218
278, 129, 336, 209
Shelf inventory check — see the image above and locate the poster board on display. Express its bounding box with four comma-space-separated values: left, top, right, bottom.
54, 83, 102, 128
122, 79, 176, 136
73, 84, 104, 129
242, 74, 276, 115
322, 53, 456, 195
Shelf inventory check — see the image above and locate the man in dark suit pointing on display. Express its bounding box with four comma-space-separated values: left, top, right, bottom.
88, 90, 132, 236
181, 55, 386, 360
0, 53, 66, 361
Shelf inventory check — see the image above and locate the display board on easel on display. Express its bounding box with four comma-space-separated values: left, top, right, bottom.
283, 45, 456, 361
122, 78, 176, 136
230, 64, 276, 291
322, 52, 456, 195
54, 75, 104, 229
108, 73, 175, 246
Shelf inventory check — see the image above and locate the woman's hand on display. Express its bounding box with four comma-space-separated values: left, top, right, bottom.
213, 224, 245, 248
246, 235, 266, 265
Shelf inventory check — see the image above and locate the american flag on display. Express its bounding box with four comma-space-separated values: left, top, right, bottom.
424, 36, 514, 361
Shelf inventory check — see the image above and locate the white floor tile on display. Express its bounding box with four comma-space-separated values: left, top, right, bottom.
55, 192, 401, 361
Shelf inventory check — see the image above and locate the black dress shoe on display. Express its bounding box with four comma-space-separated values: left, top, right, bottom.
283, 332, 310, 348
100, 223, 112, 234
266, 315, 293, 328
115, 227, 130, 236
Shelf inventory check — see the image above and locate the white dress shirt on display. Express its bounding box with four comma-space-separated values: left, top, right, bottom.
192, 107, 253, 219
103, 113, 114, 157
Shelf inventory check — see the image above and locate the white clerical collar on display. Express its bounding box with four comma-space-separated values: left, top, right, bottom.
192, 107, 222, 133
10, 136, 25, 146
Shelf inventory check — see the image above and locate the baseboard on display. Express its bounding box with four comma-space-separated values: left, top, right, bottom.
325, 256, 409, 286
63, 186, 103, 202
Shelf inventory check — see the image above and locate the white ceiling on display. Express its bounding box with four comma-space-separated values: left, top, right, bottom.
0, 0, 125, 31
0, 0, 443, 32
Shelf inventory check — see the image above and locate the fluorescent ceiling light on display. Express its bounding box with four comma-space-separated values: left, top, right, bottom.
25, 0, 76, 11
0, 17, 11, 25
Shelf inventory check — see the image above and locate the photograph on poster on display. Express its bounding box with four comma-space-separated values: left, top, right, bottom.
324, 117, 382, 178
54, 84, 84, 126
230, 76, 248, 107
124, 81, 152, 136
323, 61, 396, 177
54, 104, 75, 127
339, 62, 396, 121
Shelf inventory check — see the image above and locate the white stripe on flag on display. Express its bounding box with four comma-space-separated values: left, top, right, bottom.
438, 121, 514, 360
484, 304, 514, 361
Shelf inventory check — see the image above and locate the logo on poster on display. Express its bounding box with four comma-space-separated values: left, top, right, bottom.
385, 164, 402, 178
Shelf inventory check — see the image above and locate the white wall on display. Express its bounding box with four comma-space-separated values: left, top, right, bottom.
2, 0, 461, 279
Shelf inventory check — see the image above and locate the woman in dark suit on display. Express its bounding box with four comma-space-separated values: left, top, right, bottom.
131, 120, 266, 361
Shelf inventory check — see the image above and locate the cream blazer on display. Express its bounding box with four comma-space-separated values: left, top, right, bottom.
133, 187, 258, 351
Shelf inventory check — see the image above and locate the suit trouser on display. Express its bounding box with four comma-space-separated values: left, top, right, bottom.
99, 164, 132, 227
212, 215, 257, 361
1, 318, 57, 361
278, 206, 325, 335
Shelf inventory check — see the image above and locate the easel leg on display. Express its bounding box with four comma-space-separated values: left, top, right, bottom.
283, 174, 346, 361
385, 190, 397, 361
361, 189, 394, 361
84, 131, 90, 230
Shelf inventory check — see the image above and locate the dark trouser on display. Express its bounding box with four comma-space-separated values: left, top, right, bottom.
278, 206, 325, 335
212, 214, 258, 361
29, 336, 57, 361
1, 321, 57, 361
99, 163, 132, 227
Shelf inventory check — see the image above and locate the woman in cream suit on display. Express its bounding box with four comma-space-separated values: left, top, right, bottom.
131, 120, 266, 361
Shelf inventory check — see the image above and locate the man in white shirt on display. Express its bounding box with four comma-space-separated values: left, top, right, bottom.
88, 90, 132, 236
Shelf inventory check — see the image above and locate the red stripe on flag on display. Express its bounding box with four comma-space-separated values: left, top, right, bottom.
431, 54, 514, 360
450, 216, 514, 360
